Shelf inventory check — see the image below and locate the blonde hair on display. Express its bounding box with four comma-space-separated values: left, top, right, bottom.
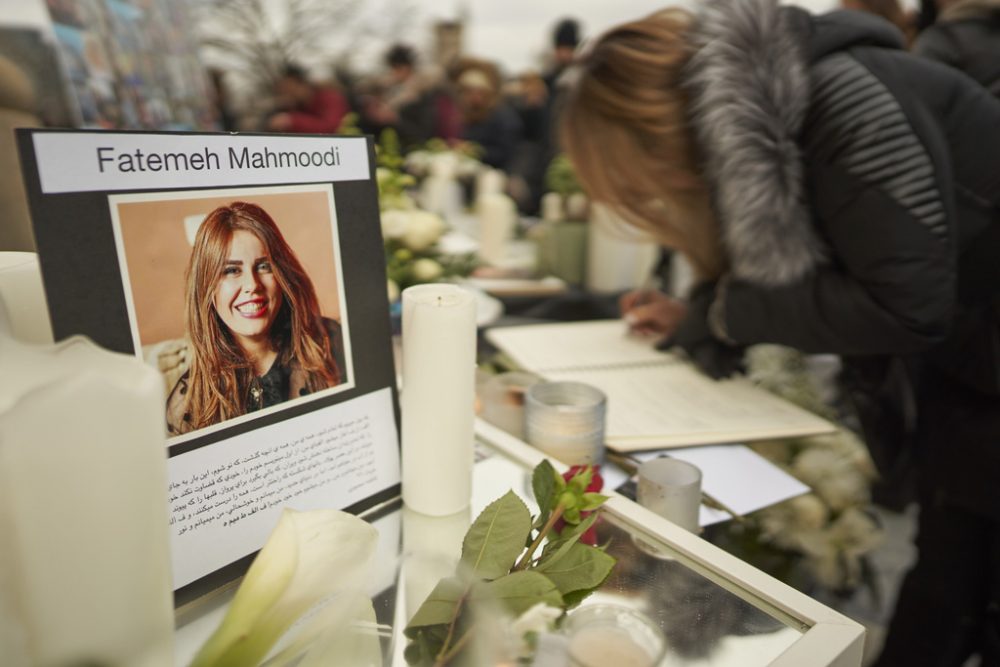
560, 9, 726, 280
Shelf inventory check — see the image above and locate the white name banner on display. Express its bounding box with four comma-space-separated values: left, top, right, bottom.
32, 132, 370, 194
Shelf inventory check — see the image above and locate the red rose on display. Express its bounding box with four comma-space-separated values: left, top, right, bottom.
555, 465, 603, 545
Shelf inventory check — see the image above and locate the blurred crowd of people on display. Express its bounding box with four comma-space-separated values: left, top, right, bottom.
206, 18, 587, 216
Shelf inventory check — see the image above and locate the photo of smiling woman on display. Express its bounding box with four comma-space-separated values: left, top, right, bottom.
166, 202, 346, 435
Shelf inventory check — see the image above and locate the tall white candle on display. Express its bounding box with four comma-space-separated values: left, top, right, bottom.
475, 168, 506, 204
0, 252, 54, 344
478, 193, 517, 266
0, 322, 173, 666
401, 284, 477, 516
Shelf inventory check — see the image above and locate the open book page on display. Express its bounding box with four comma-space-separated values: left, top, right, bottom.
546, 364, 834, 450
488, 319, 835, 450
486, 319, 668, 372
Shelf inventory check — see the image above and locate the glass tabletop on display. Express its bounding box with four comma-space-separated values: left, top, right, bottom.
175, 431, 812, 666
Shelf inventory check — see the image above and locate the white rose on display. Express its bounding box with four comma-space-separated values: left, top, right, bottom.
380, 209, 410, 240
429, 151, 459, 179
404, 150, 431, 175
411, 258, 443, 282
386, 279, 400, 303
376, 167, 393, 187
456, 154, 481, 178
402, 210, 446, 251
789, 494, 828, 532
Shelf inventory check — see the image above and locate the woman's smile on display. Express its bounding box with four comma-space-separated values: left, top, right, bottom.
234, 297, 269, 318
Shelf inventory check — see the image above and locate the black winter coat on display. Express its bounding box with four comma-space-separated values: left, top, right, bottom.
914, 0, 1000, 98
684, 0, 1000, 516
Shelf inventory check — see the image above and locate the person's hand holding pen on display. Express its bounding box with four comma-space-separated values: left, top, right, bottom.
619, 283, 688, 340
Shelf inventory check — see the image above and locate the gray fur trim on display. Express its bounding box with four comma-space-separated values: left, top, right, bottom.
686, 0, 826, 286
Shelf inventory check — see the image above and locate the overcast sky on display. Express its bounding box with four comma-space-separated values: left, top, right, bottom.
406, 0, 845, 74
1, 0, 919, 78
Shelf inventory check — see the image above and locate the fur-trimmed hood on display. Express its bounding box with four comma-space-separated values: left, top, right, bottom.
684, 0, 901, 286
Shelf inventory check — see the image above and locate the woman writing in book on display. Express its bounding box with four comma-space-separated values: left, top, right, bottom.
166, 202, 346, 435
562, 1, 1000, 665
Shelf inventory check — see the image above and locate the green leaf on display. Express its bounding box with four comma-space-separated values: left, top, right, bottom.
460, 491, 531, 580
580, 493, 609, 512
538, 513, 599, 570
404, 628, 444, 666
562, 587, 596, 609
532, 460, 557, 520
480, 570, 563, 617
536, 543, 616, 596
405, 577, 465, 632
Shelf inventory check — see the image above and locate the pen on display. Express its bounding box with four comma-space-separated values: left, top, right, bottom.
623, 273, 662, 328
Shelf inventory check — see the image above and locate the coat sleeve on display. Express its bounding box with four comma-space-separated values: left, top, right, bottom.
717, 154, 956, 355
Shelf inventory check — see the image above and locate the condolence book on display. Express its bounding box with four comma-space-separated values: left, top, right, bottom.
486, 320, 834, 451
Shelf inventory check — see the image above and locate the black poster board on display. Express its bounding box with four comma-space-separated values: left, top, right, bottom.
17, 129, 400, 606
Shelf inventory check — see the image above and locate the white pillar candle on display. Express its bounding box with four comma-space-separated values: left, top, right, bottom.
540, 192, 564, 223
0, 252, 53, 344
0, 326, 173, 666
420, 175, 464, 222
586, 203, 660, 293
475, 168, 506, 204
565, 191, 590, 221
401, 284, 477, 516
477, 193, 517, 267
420, 175, 449, 216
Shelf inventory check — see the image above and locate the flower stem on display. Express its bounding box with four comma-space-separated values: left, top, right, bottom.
434, 621, 476, 666
435, 589, 470, 664
514, 505, 565, 571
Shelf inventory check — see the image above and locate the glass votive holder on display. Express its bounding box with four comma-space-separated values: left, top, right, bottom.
524, 381, 606, 466
637, 457, 702, 533
480, 371, 542, 440
564, 604, 666, 667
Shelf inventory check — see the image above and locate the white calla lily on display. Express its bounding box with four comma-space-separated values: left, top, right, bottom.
190, 509, 378, 667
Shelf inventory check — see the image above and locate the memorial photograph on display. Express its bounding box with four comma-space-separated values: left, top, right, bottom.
109, 183, 353, 441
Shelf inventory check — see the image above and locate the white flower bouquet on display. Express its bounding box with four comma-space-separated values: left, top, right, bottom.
712, 345, 883, 597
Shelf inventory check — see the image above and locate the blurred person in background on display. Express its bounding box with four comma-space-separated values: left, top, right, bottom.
207, 68, 236, 132
360, 44, 446, 149
543, 18, 581, 94
842, 0, 918, 45
914, 0, 1000, 97
267, 64, 349, 134
453, 58, 522, 172
561, 1, 1000, 664
508, 71, 549, 212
